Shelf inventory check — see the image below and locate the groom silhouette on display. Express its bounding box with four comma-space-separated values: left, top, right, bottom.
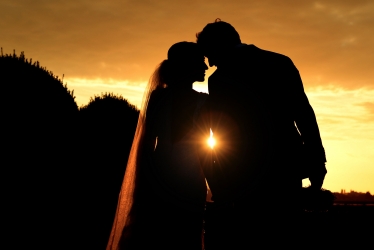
197, 19, 327, 248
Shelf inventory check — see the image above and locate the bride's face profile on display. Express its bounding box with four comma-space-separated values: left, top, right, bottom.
185, 55, 208, 83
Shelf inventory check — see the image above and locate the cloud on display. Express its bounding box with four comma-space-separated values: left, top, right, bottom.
307, 88, 374, 141
1, 0, 374, 90
356, 101, 374, 117
65, 77, 147, 108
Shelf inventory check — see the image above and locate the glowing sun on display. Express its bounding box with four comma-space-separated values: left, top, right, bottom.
207, 130, 216, 149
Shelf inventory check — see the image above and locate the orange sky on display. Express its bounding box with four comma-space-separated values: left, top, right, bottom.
1, 0, 373, 192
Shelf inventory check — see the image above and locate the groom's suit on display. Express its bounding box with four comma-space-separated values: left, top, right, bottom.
203, 44, 327, 249
204, 44, 326, 204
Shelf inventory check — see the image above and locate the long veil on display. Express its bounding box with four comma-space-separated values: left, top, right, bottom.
106, 63, 166, 250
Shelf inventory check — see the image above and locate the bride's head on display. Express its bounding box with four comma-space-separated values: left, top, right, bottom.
152, 42, 208, 89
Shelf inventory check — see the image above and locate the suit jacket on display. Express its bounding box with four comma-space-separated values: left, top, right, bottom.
204, 44, 326, 202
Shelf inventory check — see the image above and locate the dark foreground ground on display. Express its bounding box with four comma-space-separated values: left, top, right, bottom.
204, 203, 374, 249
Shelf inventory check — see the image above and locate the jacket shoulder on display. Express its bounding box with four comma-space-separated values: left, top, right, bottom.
247, 45, 293, 65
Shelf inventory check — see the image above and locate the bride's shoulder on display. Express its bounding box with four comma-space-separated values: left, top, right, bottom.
147, 88, 168, 111
151, 87, 167, 95
150, 88, 169, 100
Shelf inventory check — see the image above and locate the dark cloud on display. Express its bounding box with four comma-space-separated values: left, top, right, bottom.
1, 0, 373, 88
357, 102, 374, 117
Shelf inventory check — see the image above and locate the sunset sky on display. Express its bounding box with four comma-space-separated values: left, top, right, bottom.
1, 0, 373, 193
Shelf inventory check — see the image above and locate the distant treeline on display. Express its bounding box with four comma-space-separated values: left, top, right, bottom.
1, 50, 139, 249
333, 191, 374, 202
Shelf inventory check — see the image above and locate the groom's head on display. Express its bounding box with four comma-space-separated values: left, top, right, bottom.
196, 19, 241, 67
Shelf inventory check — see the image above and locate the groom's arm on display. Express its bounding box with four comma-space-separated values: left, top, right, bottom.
288, 61, 327, 188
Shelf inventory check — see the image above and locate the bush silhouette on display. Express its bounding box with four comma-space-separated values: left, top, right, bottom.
78, 92, 139, 249
1, 49, 78, 112
1, 49, 80, 248
1, 49, 139, 248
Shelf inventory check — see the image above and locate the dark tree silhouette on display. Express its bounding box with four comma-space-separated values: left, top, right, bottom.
0, 49, 80, 248
78, 92, 139, 249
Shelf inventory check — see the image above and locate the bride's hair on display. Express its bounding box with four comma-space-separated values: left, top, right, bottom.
149, 41, 201, 90
150, 59, 169, 89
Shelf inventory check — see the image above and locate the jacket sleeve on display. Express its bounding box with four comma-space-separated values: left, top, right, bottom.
288, 59, 327, 164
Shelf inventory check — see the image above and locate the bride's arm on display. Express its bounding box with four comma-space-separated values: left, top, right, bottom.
142, 90, 160, 155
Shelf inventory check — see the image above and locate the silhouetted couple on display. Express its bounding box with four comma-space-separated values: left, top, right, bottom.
107, 19, 327, 250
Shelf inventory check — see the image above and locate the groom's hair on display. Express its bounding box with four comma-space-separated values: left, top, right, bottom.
196, 19, 241, 48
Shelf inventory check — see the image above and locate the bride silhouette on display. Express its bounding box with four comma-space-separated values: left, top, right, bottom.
107, 42, 209, 250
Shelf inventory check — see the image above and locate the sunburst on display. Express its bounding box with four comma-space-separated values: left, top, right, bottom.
207, 130, 216, 149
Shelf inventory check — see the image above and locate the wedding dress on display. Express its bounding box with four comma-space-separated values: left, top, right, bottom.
149, 88, 207, 208
107, 87, 208, 250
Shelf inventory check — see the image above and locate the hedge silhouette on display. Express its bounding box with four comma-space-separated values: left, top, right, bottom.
1, 48, 141, 249
78, 92, 139, 249
1, 49, 81, 248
